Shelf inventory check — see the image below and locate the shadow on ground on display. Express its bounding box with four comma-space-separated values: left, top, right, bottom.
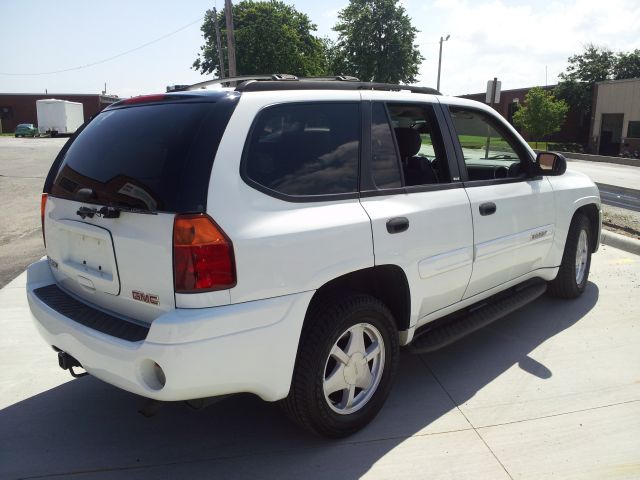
0, 283, 599, 479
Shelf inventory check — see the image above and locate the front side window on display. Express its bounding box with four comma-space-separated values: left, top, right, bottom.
628, 121, 640, 138
450, 107, 529, 181
244, 103, 360, 197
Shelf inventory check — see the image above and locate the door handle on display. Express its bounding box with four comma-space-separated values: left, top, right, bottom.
479, 202, 497, 216
386, 217, 409, 234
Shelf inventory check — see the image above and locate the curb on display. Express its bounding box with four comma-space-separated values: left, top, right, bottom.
601, 229, 640, 256
565, 153, 640, 167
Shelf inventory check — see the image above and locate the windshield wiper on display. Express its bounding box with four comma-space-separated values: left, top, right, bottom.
76, 204, 157, 219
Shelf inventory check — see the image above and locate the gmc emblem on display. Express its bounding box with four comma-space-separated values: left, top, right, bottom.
132, 290, 160, 305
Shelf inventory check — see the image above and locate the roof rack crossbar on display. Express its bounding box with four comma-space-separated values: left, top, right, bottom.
299, 76, 360, 82
181, 74, 298, 91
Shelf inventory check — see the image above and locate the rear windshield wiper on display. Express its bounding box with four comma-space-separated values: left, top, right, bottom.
76, 204, 157, 219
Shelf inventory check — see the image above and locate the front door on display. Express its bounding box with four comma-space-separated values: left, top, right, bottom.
445, 104, 556, 299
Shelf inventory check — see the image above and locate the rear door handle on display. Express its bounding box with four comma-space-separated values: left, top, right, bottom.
386, 217, 409, 234
479, 202, 497, 216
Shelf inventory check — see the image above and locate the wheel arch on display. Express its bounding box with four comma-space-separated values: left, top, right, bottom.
574, 203, 600, 253
303, 265, 411, 335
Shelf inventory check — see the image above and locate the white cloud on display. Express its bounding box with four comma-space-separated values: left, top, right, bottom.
414, 0, 640, 95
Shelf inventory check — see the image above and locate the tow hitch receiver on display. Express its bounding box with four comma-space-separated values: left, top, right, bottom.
57, 351, 89, 378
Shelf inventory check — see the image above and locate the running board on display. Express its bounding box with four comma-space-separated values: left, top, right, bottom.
409, 281, 547, 354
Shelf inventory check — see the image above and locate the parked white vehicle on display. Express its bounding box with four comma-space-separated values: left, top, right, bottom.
36, 99, 84, 136
26, 76, 601, 437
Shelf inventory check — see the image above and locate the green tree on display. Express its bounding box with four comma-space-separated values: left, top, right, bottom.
613, 49, 640, 80
560, 44, 616, 84
513, 87, 569, 148
331, 0, 424, 83
193, 1, 327, 77
555, 44, 615, 114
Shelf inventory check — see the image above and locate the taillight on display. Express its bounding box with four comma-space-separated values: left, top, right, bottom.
173, 214, 236, 293
40, 193, 47, 247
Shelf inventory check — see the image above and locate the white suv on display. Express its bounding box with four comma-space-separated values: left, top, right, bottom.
26, 76, 601, 438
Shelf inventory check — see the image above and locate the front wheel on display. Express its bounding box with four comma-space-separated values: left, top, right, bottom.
281, 294, 399, 438
548, 213, 592, 298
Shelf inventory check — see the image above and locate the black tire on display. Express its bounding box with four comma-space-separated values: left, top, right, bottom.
281, 294, 399, 438
548, 213, 592, 298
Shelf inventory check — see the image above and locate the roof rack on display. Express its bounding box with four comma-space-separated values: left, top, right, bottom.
174, 74, 440, 95
236, 80, 441, 95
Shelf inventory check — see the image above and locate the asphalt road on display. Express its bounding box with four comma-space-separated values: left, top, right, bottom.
566, 158, 640, 191
565, 158, 640, 213
0, 137, 67, 288
597, 183, 640, 212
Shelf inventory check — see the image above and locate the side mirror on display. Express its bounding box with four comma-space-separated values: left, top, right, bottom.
535, 151, 566, 176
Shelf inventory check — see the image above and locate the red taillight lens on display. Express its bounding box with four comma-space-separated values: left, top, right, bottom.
40, 193, 47, 247
173, 214, 236, 293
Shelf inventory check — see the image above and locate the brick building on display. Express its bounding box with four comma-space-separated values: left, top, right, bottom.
460, 85, 589, 146
0, 93, 119, 133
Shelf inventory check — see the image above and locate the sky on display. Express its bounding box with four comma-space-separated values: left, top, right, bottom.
1, 0, 639, 98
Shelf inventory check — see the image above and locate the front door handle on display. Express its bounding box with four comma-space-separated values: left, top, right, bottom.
386, 217, 409, 234
479, 202, 497, 216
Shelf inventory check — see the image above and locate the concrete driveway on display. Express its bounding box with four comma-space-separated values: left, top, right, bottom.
1, 244, 638, 479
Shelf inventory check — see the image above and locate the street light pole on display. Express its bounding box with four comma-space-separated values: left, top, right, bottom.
437, 34, 450, 92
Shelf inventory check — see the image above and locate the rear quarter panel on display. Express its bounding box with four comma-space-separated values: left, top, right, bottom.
206, 90, 375, 305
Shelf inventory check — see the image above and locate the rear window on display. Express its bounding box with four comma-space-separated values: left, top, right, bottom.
48, 97, 238, 212
243, 102, 360, 198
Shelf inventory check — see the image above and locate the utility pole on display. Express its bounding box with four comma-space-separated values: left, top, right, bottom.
224, 0, 237, 78
437, 34, 450, 91
213, 8, 226, 78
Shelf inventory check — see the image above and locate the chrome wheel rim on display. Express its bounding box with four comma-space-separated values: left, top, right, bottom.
575, 229, 588, 285
323, 323, 385, 415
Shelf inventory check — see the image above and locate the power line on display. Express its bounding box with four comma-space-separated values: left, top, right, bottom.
0, 16, 204, 76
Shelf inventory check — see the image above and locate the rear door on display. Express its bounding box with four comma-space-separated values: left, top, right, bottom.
443, 102, 556, 299
43, 94, 238, 323
358, 92, 473, 325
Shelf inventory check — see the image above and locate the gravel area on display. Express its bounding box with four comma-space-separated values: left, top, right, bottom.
602, 204, 640, 239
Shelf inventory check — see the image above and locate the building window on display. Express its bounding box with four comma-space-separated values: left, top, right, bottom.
628, 121, 640, 139
0, 106, 13, 120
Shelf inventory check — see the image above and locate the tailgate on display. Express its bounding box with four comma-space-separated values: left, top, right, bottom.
45, 196, 175, 324
40, 95, 239, 323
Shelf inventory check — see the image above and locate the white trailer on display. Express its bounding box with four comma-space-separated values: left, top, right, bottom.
36, 99, 84, 136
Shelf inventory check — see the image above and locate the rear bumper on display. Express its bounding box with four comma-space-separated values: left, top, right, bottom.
26, 259, 313, 402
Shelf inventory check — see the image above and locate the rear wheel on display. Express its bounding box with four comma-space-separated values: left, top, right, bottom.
281, 294, 399, 438
548, 213, 592, 298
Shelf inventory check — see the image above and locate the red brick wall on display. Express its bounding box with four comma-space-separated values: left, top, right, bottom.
460, 86, 589, 145
0, 94, 118, 133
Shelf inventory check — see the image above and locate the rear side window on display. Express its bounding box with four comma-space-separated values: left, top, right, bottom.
244, 103, 360, 198
371, 103, 402, 189
49, 97, 238, 212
